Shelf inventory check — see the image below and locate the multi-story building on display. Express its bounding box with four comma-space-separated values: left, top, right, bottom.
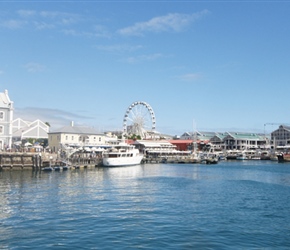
223, 132, 267, 150
180, 131, 216, 142
271, 125, 290, 147
48, 122, 107, 152
210, 133, 228, 150
0, 90, 13, 150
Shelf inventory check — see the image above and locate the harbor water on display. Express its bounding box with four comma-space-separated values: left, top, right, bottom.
1, 161, 290, 249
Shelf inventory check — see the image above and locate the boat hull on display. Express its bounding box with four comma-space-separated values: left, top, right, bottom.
277, 153, 290, 163
102, 155, 143, 167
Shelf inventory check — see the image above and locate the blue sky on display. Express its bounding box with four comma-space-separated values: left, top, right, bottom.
0, 1, 289, 135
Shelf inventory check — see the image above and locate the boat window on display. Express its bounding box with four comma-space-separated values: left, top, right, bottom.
109, 154, 118, 158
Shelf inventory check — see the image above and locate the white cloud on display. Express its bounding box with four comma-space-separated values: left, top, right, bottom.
123, 53, 163, 63
62, 25, 111, 38
34, 21, 55, 30
39, 11, 80, 24
1, 19, 27, 29
1, 9, 81, 31
95, 44, 143, 53
14, 107, 94, 129
118, 10, 209, 36
24, 63, 46, 73
17, 10, 36, 18
179, 73, 202, 82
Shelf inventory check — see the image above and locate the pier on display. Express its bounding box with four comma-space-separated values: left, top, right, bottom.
0, 153, 42, 170
0, 152, 103, 170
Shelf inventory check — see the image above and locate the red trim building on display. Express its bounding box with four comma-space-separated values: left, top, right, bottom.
168, 140, 193, 151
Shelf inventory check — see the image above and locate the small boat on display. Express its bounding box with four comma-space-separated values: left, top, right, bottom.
102, 141, 143, 167
226, 150, 238, 160
277, 153, 290, 163
200, 153, 219, 164
260, 151, 271, 160
42, 166, 54, 171
236, 152, 248, 160
54, 166, 63, 171
62, 165, 70, 170
200, 158, 218, 164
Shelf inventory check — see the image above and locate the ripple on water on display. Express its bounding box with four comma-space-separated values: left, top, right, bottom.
1, 162, 290, 249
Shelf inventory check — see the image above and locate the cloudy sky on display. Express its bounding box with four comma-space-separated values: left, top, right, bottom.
1, 1, 289, 135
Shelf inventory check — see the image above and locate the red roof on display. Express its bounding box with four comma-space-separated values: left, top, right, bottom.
169, 140, 193, 144
169, 139, 210, 144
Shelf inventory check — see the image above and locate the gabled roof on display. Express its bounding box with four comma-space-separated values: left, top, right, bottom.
225, 132, 264, 140
14, 125, 48, 138
211, 133, 228, 140
12, 118, 49, 133
49, 125, 102, 135
273, 125, 290, 133
29, 119, 49, 131
197, 131, 217, 140
12, 118, 50, 139
181, 131, 202, 137
0, 90, 13, 109
12, 118, 30, 128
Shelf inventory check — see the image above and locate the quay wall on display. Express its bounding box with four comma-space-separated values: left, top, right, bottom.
0, 152, 102, 170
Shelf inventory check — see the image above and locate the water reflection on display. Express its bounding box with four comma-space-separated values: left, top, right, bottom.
1, 161, 290, 249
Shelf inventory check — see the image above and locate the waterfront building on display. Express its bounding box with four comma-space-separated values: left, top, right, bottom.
48, 122, 106, 152
0, 90, 13, 150
210, 133, 228, 150
223, 132, 267, 150
271, 125, 290, 148
132, 140, 176, 154
180, 131, 215, 142
12, 118, 49, 142
169, 140, 193, 151
180, 132, 198, 140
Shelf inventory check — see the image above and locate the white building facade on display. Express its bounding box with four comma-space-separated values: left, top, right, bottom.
271, 125, 290, 147
48, 123, 107, 152
0, 90, 13, 150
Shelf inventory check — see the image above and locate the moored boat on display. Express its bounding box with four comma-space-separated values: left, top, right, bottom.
42, 166, 54, 171
277, 153, 290, 163
226, 150, 238, 160
54, 165, 63, 171
236, 152, 248, 160
102, 142, 143, 167
62, 165, 70, 170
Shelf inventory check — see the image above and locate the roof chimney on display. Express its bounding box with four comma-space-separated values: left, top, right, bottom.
71, 121, 74, 127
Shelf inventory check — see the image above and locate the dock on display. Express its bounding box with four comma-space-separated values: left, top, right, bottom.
0, 152, 103, 170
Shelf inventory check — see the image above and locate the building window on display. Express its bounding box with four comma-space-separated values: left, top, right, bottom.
66, 136, 68, 140
99, 137, 101, 142
72, 136, 74, 140
0, 126, 3, 134
0, 112, 4, 120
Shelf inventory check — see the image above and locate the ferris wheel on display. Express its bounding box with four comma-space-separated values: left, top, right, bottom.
123, 101, 156, 138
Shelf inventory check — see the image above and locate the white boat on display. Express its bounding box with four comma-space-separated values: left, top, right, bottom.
102, 142, 143, 167
236, 152, 248, 160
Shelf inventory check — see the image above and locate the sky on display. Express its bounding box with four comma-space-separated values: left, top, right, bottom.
0, 0, 290, 136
